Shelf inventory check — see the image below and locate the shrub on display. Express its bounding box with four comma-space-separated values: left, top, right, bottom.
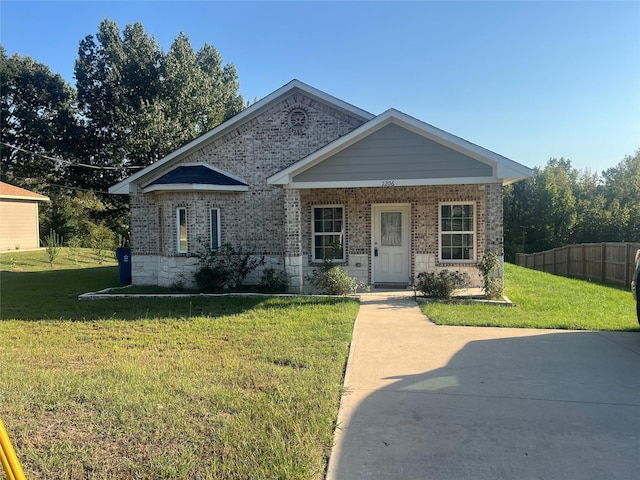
477, 252, 504, 299
309, 260, 361, 295
68, 237, 82, 265
194, 243, 265, 291
90, 224, 116, 264
415, 270, 469, 299
44, 229, 63, 267
259, 267, 290, 293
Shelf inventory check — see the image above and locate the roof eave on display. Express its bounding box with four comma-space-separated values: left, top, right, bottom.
278, 177, 507, 189
142, 184, 249, 193
0, 194, 50, 202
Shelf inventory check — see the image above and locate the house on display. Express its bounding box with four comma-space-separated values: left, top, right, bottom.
109, 80, 532, 292
0, 182, 50, 251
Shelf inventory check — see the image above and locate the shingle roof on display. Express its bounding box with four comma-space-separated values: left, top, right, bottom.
146, 165, 247, 187
0, 182, 50, 201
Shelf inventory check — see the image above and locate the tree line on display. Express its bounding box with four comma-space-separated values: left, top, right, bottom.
1, 19, 244, 248
1, 19, 638, 258
504, 153, 640, 261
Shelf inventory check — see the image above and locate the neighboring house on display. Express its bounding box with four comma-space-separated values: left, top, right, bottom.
110, 80, 532, 292
0, 182, 50, 251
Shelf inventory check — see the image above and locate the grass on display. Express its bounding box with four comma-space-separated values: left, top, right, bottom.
0, 249, 359, 479
421, 263, 639, 331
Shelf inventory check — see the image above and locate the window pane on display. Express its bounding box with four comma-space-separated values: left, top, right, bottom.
178, 208, 187, 252
440, 203, 475, 261
313, 206, 345, 261
381, 212, 402, 246
211, 209, 219, 249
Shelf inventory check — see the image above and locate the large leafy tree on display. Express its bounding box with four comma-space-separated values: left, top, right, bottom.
74, 20, 166, 190
2, 19, 245, 245
74, 20, 244, 191
0, 46, 80, 189
504, 159, 577, 258
601, 150, 640, 241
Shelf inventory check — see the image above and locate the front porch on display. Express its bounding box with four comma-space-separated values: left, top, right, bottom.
281, 184, 499, 293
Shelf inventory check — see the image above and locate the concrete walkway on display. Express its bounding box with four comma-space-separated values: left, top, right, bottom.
326, 293, 640, 480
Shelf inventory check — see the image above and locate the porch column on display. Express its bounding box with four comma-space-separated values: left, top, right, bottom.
284, 188, 303, 293
486, 183, 505, 280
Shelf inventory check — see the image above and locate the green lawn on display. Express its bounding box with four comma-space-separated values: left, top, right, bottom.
0, 249, 359, 479
421, 263, 639, 331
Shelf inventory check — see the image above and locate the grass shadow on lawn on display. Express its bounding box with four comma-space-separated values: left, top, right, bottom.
1, 267, 270, 321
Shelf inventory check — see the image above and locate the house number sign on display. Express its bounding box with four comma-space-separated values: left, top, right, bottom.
381, 180, 395, 187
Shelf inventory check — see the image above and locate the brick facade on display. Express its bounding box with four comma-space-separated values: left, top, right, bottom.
127, 90, 506, 290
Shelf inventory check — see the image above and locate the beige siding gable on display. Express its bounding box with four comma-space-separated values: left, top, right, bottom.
0, 199, 41, 250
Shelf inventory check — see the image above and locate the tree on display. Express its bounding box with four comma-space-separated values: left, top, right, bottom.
0, 47, 79, 188
504, 158, 578, 259
601, 150, 640, 241
74, 20, 245, 191
504, 151, 640, 259
74, 20, 166, 191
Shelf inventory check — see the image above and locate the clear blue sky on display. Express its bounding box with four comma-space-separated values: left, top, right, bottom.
2, 0, 639, 173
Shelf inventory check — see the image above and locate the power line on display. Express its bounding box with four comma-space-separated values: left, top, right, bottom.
0, 142, 146, 171
6, 177, 115, 195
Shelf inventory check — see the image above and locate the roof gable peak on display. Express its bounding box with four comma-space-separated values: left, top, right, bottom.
109, 79, 374, 194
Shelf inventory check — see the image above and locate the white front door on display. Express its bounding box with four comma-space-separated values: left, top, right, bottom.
372, 204, 410, 285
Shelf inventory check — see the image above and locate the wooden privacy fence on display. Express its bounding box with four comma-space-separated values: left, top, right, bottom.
515, 242, 640, 286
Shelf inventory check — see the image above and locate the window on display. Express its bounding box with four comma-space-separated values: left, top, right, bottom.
313, 206, 344, 262
439, 203, 475, 261
210, 208, 220, 249
176, 207, 187, 253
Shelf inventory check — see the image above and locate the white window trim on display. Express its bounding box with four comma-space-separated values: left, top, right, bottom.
438, 201, 476, 263
312, 204, 345, 263
176, 207, 188, 254
210, 208, 221, 249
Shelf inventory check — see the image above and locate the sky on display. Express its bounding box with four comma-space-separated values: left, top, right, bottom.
1, 0, 639, 173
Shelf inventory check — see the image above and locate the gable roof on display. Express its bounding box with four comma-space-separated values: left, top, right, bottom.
142, 164, 248, 193
0, 182, 50, 201
268, 109, 532, 187
109, 79, 375, 194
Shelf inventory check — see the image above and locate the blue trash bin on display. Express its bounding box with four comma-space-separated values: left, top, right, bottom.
115, 247, 132, 285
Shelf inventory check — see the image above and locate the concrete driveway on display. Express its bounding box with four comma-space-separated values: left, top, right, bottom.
326, 294, 640, 480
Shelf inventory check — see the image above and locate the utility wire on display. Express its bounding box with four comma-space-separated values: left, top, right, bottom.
0, 142, 146, 170
6, 176, 115, 195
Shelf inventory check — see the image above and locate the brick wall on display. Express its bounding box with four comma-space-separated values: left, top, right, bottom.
298, 184, 497, 288
128, 91, 505, 290
130, 92, 366, 286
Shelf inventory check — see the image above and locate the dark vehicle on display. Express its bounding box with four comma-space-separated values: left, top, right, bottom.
633, 249, 640, 325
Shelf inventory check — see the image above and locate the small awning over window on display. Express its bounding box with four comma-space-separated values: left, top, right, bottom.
142, 164, 249, 193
